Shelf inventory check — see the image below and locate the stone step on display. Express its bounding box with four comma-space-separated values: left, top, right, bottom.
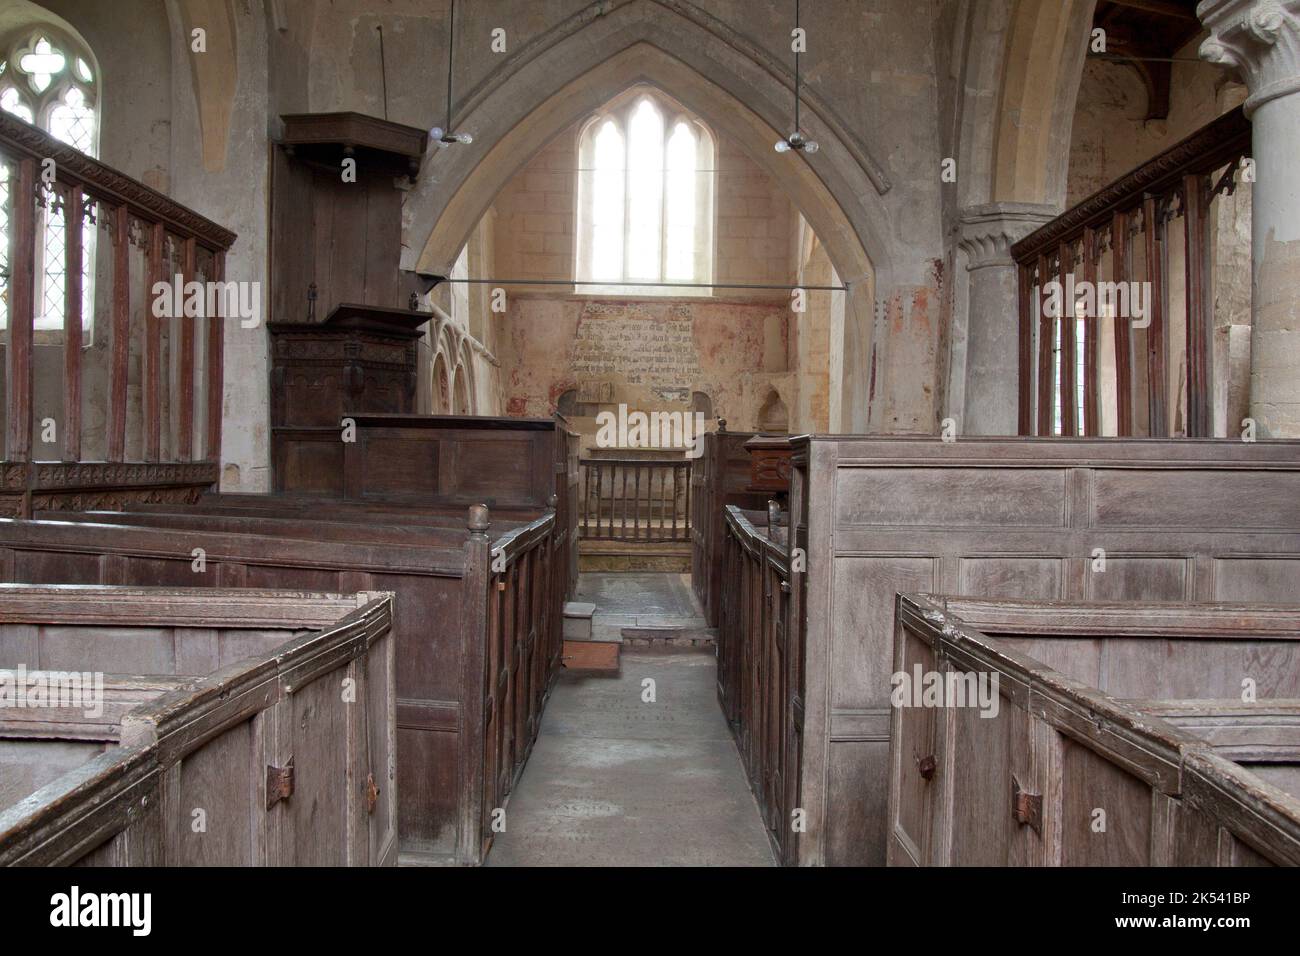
562, 601, 595, 640
620, 625, 718, 649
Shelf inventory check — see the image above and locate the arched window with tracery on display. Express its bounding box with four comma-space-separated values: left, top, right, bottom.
0, 27, 99, 332
575, 89, 715, 295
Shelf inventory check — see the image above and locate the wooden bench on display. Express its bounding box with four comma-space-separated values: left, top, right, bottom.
0, 504, 559, 865
690, 430, 781, 626
0, 586, 394, 866
887, 595, 1300, 866
718, 437, 1300, 865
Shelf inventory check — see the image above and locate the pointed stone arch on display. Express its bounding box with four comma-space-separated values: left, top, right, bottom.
402, 6, 891, 430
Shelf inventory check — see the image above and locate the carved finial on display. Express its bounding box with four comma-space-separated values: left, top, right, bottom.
548, 493, 558, 510
468, 503, 490, 534
767, 499, 781, 537
718, 418, 728, 432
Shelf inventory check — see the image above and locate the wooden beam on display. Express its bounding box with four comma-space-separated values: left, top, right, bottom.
179, 237, 197, 461
1183, 173, 1210, 437
6, 158, 36, 463
63, 185, 84, 462
206, 251, 225, 464
1103, 0, 1198, 20
108, 205, 129, 461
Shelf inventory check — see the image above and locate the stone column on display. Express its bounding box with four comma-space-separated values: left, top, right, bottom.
956, 202, 1056, 435
1201, 0, 1300, 437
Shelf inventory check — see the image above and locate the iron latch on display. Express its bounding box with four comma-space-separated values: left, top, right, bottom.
1011, 775, 1042, 832
266, 757, 295, 810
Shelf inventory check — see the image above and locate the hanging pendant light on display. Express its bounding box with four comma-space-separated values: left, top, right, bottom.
432, 0, 473, 148
776, 0, 818, 154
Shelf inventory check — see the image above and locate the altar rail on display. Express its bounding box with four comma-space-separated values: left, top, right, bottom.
1012, 107, 1251, 438
0, 112, 234, 515
580, 457, 692, 543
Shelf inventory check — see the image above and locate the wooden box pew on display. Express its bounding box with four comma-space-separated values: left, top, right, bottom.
0, 586, 394, 866
886, 595, 1300, 866
716, 503, 797, 865
728, 436, 1300, 866
274, 412, 580, 600
129, 492, 546, 527
36, 508, 522, 549
0, 506, 562, 865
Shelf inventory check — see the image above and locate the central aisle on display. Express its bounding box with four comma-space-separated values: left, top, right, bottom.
485, 628, 774, 865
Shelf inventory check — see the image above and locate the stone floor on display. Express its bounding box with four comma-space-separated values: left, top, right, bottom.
485, 574, 773, 867
576, 572, 708, 640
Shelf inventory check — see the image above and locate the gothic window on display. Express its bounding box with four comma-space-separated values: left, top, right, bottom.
0, 29, 99, 333
575, 90, 715, 295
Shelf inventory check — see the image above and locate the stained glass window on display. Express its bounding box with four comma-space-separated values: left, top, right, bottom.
0, 30, 98, 332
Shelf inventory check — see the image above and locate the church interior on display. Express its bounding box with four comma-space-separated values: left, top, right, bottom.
0, 0, 1298, 876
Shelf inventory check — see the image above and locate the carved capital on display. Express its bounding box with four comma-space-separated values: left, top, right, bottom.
958, 202, 1057, 270
1199, 0, 1300, 115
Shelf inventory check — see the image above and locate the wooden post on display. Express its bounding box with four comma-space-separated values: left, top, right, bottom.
1111, 211, 1133, 437
7, 158, 36, 463
206, 251, 225, 464
1081, 226, 1098, 437
1036, 253, 1052, 436
63, 185, 84, 462
1016, 262, 1033, 435
1183, 174, 1210, 437
179, 237, 197, 461
1142, 193, 1167, 437
457, 503, 491, 865
145, 222, 165, 462
109, 205, 130, 462
1058, 241, 1077, 437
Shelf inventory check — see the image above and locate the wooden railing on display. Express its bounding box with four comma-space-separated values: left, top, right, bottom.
1012, 106, 1251, 438
579, 457, 692, 543
0, 111, 235, 471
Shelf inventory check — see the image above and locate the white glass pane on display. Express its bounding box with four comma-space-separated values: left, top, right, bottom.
49, 88, 95, 154
664, 122, 697, 282
0, 87, 33, 123
625, 99, 663, 281
590, 120, 625, 282
0, 163, 9, 329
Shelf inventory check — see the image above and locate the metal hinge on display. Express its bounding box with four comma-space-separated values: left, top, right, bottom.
1011, 775, 1042, 833
266, 757, 295, 810
366, 773, 380, 814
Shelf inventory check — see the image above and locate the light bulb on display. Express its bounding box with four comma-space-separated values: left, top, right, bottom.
804, 140, 819, 154
430, 126, 444, 140
456, 132, 473, 145
775, 138, 791, 153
